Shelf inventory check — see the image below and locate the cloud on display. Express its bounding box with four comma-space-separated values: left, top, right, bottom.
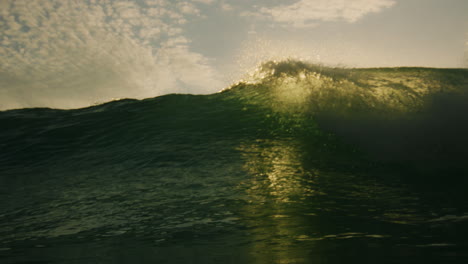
219, 1, 234, 11
191, 0, 215, 4
0, 0, 222, 110
256, 0, 396, 28
178, 2, 201, 16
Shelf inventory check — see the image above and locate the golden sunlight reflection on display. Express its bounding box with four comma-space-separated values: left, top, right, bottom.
235, 138, 428, 262
238, 139, 319, 201
237, 139, 323, 263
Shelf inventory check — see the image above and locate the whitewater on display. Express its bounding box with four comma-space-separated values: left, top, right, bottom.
1, 60, 468, 263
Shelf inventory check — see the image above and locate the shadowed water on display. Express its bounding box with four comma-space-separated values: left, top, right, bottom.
1, 61, 468, 263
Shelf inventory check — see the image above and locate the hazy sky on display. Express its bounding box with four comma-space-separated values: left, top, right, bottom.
0, 0, 467, 110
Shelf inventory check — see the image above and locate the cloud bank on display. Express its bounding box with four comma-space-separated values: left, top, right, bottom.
257, 0, 396, 28
0, 0, 222, 110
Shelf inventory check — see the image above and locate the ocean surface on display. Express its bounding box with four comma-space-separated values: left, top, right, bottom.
1, 60, 468, 263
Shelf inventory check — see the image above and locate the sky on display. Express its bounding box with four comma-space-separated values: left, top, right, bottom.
0, 0, 467, 110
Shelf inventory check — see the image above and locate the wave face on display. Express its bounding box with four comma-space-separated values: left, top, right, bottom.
1, 60, 468, 263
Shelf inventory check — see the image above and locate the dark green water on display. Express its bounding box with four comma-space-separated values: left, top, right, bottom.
1, 61, 468, 263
